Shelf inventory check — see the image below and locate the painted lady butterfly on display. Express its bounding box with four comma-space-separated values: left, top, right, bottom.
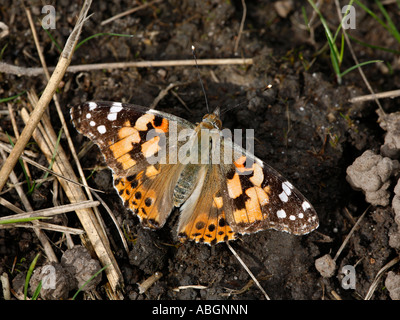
70, 101, 318, 245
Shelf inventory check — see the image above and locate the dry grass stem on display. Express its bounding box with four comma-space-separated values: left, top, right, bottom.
20, 99, 123, 296
0, 58, 254, 77
101, 0, 163, 26
364, 256, 400, 300
226, 242, 270, 300
138, 272, 163, 294
0, 148, 58, 262
349, 89, 400, 103
7, 103, 31, 180
0, 197, 25, 214
173, 285, 208, 292
333, 205, 370, 262
234, 0, 247, 55
0, 222, 85, 235
0, 141, 102, 193
91, 191, 129, 255
0, 0, 92, 192
0, 200, 100, 223
150, 82, 187, 109
0, 273, 11, 300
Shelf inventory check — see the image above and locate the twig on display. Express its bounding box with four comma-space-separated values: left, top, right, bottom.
0, 196, 25, 214
8, 103, 31, 180
20, 99, 123, 297
150, 82, 187, 109
172, 285, 208, 292
137, 272, 163, 294
234, 0, 247, 55
0, 222, 85, 235
333, 205, 370, 262
0, 272, 11, 300
226, 241, 270, 300
0, 200, 100, 223
364, 255, 400, 300
101, 0, 163, 26
0, 148, 58, 262
91, 190, 129, 255
0, 141, 103, 193
0, 0, 92, 192
0, 58, 254, 77
349, 89, 400, 103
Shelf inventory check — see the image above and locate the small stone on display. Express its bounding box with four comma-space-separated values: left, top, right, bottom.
315, 254, 336, 278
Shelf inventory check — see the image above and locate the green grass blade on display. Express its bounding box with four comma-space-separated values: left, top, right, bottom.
326, 31, 342, 83
308, 0, 337, 52
24, 253, 40, 300
0, 91, 26, 103
0, 43, 8, 60
355, 0, 387, 29
31, 280, 42, 300
375, 0, 400, 43
0, 216, 50, 225
71, 264, 110, 300
301, 6, 310, 30
42, 28, 62, 53
340, 59, 383, 77
75, 33, 134, 51
348, 34, 400, 55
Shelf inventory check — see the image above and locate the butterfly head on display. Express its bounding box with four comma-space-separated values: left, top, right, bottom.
200, 107, 222, 130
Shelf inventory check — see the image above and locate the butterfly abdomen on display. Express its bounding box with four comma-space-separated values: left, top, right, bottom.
173, 164, 204, 207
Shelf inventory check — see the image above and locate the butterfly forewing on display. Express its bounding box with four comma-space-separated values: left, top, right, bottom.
70, 101, 190, 229
219, 136, 319, 237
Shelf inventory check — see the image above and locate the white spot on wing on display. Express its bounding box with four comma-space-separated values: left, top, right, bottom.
287, 181, 294, 189
86, 113, 91, 119
97, 125, 106, 134
277, 209, 286, 219
289, 215, 296, 221
112, 102, 122, 108
302, 201, 311, 211
88, 102, 97, 111
89, 121, 96, 127
298, 213, 304, 219
279, 191, 288, 202
110, 105, 123, 113
282, 181, 293, 196
107, 113, 117, 121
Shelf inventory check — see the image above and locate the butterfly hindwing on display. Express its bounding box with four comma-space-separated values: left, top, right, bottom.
177, 165, 237, 245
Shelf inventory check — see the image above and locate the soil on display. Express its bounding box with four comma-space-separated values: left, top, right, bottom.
1, 0, 400, 300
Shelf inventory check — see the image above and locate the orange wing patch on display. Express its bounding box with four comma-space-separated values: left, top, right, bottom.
178, 210, 236, 245
109, 129, 140, 159
114, 172, 161, 229
134, 113, 169, 133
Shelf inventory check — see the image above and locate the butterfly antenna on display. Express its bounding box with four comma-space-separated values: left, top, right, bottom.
192, 45, 210, 113
220, 98, 247, 116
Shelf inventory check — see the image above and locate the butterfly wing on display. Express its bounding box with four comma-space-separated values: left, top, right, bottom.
220, 137, 319, 237
176, 130, 318, 245
176, 164, 237, 245
70, 101, 194, 229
